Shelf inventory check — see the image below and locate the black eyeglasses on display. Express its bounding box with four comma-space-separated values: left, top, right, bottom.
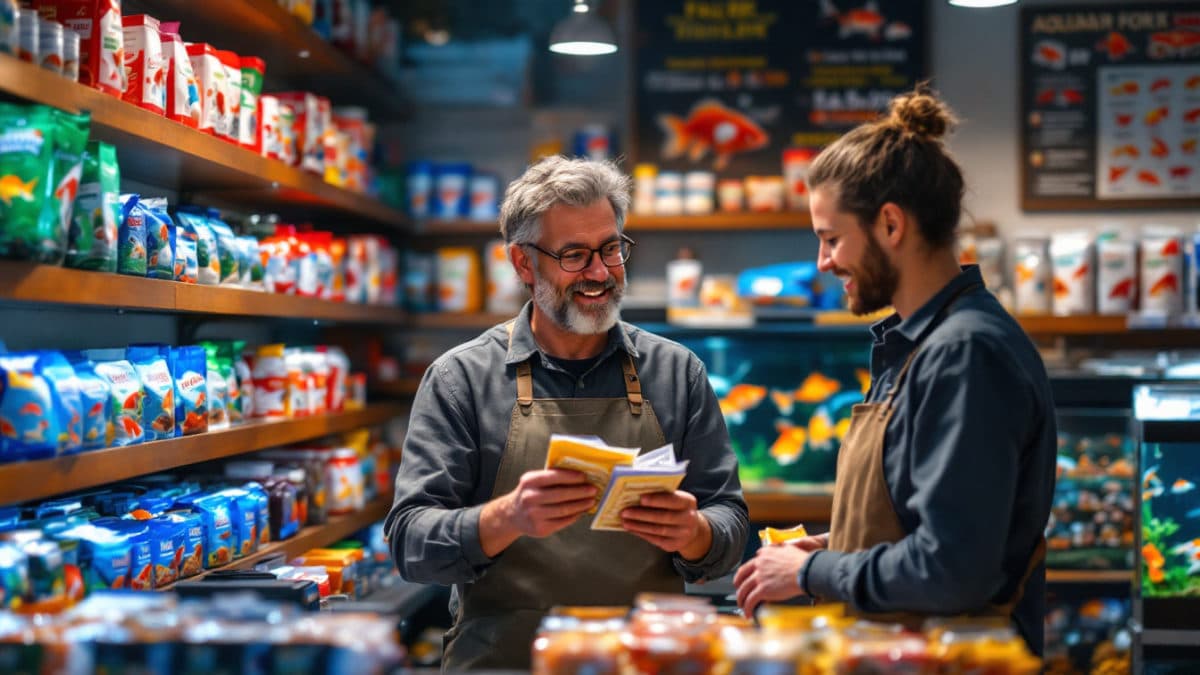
525, 234, 636, 273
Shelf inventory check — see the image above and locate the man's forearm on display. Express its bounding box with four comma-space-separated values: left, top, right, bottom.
478, 493, 521, 558
678, 513, 713, 562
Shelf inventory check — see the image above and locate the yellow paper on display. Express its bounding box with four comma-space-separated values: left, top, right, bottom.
758, 524, 809, 546
544, 435, 637, 512
590, 472, 686, 531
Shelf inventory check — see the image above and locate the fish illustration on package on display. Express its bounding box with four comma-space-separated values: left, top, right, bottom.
768, 420, 806, 465
819, 0, 885, 41
0, 175, 38, 207
1095, 31, 1133, 60
658, 99, 769, 170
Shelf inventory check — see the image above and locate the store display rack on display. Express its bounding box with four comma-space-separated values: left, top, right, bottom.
158, 495, 393, 589
0, 262, 409, 324
0, 55, 407, 228
416, 211, 813, 236
0, 403, 405, 507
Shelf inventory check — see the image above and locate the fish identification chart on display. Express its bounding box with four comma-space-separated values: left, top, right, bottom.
632, 0, 925, 179
1021, 3, 1200, 210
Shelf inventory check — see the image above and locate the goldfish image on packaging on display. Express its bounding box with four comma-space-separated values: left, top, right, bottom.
127, 345, 174, 441
1095, 237, 1136, 315
91, 358, 144, 446
37, 0, 126, 95
0, 354, 60, 461
1014, 237, 1051, 315
658, 99, 769, 171
1050, 233, 1094, 316
120, 14, 164, 115
1140, 230, 1183, 316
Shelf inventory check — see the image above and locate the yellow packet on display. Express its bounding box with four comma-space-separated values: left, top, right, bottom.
544, 434, 638, 511
758, 524, 808, 546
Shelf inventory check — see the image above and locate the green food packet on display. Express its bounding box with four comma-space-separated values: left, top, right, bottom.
40, 109, 91, 264
67, 141, 121, 271
0, 103, 56, 261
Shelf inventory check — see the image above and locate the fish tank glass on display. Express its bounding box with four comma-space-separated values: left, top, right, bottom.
1133, 384, 1200, 636
1048, 409, 1135, 570
653, 325, 872, 493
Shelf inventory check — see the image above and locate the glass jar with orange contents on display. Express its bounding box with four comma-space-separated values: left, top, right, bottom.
622, 606, 722, 675
834, 622, 935, 675
326, 448, 364, 516
532, 615, 626, 675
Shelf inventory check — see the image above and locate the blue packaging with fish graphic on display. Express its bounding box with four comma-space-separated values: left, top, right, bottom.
0, 353, 59, 461
241, 482, 271, 546
175, 235, 198, 284
217, 487, 259, 558
141, 197, 176, 281
176, 207, 220, 285
34, 351, 84, 455
162, 510, 204, 578
0, 541, 30, 610
92, 519, 155, 590
64, 352, 111, 450
168, 345, 208, 436
127, 345, 175, 441
60, 523, 133, 592
174, 492, 233, 569
138, 515, 185, 587
206, 208, 240, 285
117, 193, 147, 277
89, 355, 145, 447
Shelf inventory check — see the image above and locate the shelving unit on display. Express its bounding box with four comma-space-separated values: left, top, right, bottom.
0, 262, 409, 323
414, 211, 812, 236
744, 493, 832, 523
0, 403, 406, 507
1046, 569, 1132, 584
160, 495, 393, 588
0, 55, 407, 227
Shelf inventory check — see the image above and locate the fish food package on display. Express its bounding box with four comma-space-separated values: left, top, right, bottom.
141, 197, 175, 280
175, 207, 219, 285
174, 235, 197, 283
41, 108, 90, 265
64, 351, 110, 450
120, 14, 164, 115
34, 350, 84, 455
90, 354, 145, 446
252, 343, 287, 420
160, 22, 199, 128
36, 0, 126, 95
0, 103, 55, 262
205, 208, 239, 285
66, 141, 120, 272
169, 345, 208, 436
127, 344, 174, 441
116, 193, 147, 276
202, 342, 230, 431
160, 510, 203, 578
543, 433, 639, 513
200, 340, 241, 425
759, 524, 809, 546
0, 353, 59, 461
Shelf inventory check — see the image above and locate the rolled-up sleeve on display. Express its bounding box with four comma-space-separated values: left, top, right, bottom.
673, 356, 749, 582
385, 359, 494, 585
805, 339, 1030, 613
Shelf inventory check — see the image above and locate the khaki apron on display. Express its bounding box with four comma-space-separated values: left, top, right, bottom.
827, 283, 1045, 629
442, 328, 682, 671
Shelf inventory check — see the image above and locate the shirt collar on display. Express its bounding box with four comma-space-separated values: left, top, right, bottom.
874, 265, 984, 345
503, 301, 639, 366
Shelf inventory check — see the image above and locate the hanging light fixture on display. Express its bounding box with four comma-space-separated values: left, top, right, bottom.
948, 0, 1018, 7
549, 0, 618, 55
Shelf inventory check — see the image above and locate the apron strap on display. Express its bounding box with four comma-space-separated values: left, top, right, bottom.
620, 353, 644, 415
506, 321, 535, 415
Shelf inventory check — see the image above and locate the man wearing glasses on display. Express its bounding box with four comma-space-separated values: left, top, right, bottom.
386, 156, 748, 670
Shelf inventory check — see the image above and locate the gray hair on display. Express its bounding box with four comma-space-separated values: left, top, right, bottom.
498, 156, 631, 245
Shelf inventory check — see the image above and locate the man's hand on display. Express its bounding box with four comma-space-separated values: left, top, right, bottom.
784, 533, 829, 552
733, 545, 814, 617
479, 469, 596, 557
620, 490, 712, 561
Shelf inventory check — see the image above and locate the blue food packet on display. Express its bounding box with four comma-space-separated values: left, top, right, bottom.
0, 353, 59, 461
141, 198, 176, 281
176, 207, 220, 285
127, 345, 175, 441
117, 193, 147, 277
33, 351, 84, 455
64, 352, 110, 451
168, 345, 208, 436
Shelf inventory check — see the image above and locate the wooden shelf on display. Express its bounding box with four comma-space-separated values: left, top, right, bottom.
414, 212, 812, 236
0, 262, 408, 323
1018, 315, 1131, 335
745, 492, 832, 523
126, 0, 406, 119
408, 312, 514, 330
371, 379, 422, 398
0, 55, 407, 227
0, 403, 405, 507
1045, 569, 1132, 584
162, 496, 392, 587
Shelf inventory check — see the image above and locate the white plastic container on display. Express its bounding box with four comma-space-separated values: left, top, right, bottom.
1050, 232, 1094, 316
1013, 237, 1051, 316
1095, 236, 1137, 315
1140, 227, 1183, 316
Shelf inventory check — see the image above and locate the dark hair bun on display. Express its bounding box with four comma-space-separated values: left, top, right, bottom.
888, 86, 957, 140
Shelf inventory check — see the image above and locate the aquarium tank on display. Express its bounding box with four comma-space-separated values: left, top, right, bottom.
653, 325, 872, 493
1048, 409, 1136, 570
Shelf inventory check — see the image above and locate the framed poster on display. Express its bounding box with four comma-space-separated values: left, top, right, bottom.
1021, 3, 1200, 210
631, 1, 926, 180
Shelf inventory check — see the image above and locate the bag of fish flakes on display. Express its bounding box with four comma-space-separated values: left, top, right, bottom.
90, 354, 145, 447
117, 193, 147, 276
40, 109, 90, 264
34, 351, 84, 456
205, 208, 239, 285
0, 353, 59, 461
141, 197, 175, 281
66, 141, 120, 271
168, 345, 207, 436
174, 235, 197, 284
64, 351, 110, 450
176, 207, 219, 285
202, 342, 230, 431
127, 344, 175, 441
0, 103, 56, 262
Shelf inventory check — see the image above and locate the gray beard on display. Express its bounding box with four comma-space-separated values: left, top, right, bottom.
532, 274, 625, 335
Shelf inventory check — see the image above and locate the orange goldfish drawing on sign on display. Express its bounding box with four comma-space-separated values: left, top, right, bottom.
658, 99, 769, 170
1095, 31, 1133, 60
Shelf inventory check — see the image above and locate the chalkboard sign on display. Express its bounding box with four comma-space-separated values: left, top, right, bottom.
1020, 3, 1200, 210
631, 1, 926, 179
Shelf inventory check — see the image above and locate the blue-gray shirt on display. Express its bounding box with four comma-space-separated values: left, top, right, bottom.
385, 302, 749, 590
802, 266, 1056, 656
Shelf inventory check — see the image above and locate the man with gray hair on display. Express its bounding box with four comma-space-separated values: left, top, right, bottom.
386, 156, 748, 670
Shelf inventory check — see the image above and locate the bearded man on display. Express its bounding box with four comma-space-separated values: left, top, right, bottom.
386, 156, 748, 671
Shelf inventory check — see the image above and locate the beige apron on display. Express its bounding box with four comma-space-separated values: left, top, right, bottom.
441, 327, 682, 671
827, 283, 1045, 628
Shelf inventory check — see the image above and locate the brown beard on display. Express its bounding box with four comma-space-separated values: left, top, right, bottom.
845, 232, 899, 315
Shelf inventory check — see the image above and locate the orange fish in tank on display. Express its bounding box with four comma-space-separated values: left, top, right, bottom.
768, 421, 807, 465
793, 372, 841, 404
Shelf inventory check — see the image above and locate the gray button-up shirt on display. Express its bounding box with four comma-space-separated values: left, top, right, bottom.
802, 266, 1056, 656
386, 302, 749, 591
